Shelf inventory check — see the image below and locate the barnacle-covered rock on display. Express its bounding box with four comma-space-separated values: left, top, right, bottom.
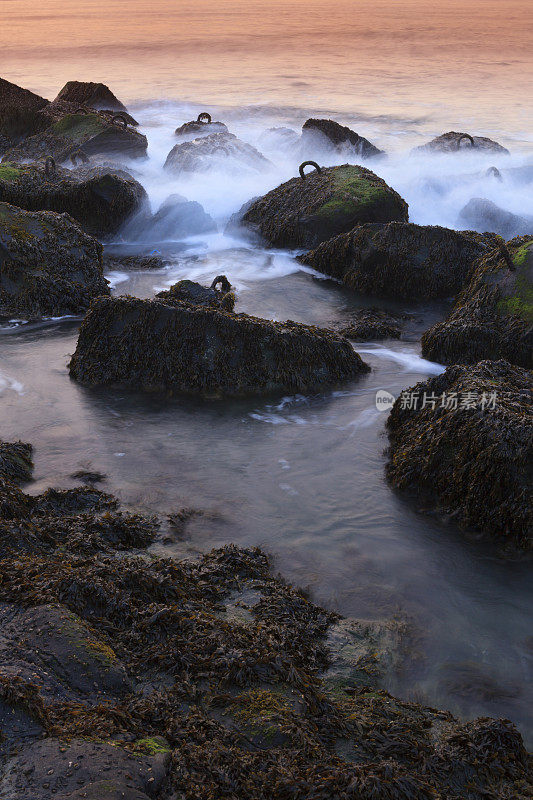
386, 359, 533, 548
54, 81, 128, 112
0, 78, 49, 153
459, 197, 533, 239
301, 221, 487, 299
174, 114, 228, 139
156, 276, 234, 310
422, 236, 533, 367
413, 131, 510, 155
336, 308, 403, 340
120, 193, 216, 241
301, 118, 385, 159
5, 112, 147, 162
68, 294, 369, 395
164, 132, 271, 176
0, 202, 109, 319
235, 164, 408, 249
0, 162, 146, 238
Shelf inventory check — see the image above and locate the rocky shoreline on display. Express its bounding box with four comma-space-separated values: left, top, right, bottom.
1, 77, 532, 794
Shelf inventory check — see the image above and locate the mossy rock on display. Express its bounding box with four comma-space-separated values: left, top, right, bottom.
0, 161, 146, 238
386, 359, 533, 548
300, 221, 487, 300
5, 112, 147, 162
0, 201, 109, 319
236, 164, 408, 249
422, 236, 533, 367
68, 294, 369, 396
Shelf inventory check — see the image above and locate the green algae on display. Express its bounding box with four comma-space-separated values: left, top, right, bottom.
0, 163, 22, 183
497, 244, 533, 322
50, 113, 107, 141
134, 736, 171, 755
319, 166, 392, 219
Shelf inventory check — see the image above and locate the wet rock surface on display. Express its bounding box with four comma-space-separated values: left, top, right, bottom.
422, 236, 533, 367
301, 221, 487, 300
68, 292, 369, 396
156, 276, 235, 310
5, 112, 148, 162
301, 118, 385, 159
164, 132, 271, 175
54, 81, 128, 112
0, 78, 49, 153
459, 197, 533, 239
0, 442, 530, 799
236, 164, 408, 249
386, 359, 533, 549
0, 162, 146, 238
413, 131, 510, 155
119, 193, 216, 241
0, 201, 109, 319
328, 308, 404, 340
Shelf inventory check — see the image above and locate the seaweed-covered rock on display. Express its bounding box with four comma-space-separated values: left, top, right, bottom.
386, 359, 533, 548
68, 294, 368, 396
0, 202, 108, 319
333, 308, 403, 340
164, 132, 271, 176
301, 118, 385, 159
301, 222, 487, 299
0, 162, 146, 238
0, 79, 49, 152
236, 164, 408, 249
5, 112, 147, 162
54, 81, 128, 112
120, 193, 216, 241
459, 197, 533, 239
413, 131, 510, 155
156, 277, 235, 311
0, 441, 33, 483
174, 113, 228, 138
422, 236, 533, 367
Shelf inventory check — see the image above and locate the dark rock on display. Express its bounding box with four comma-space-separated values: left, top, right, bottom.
301, 222, 486, 299
156, 277, 235, 311
174, 114, 228, 138
54, 81, 128, 112
334, 308, 403, 340
301, 118, 385, 159
459, 197, 533, 239
68, 294, 369, 396
0, 202, 109, 319
5, 112, 147, 162
236, 164, 408, 249
120, 193, 216, 241
70, 470, 106, 484
0, 738, 169, 800
164, 132, 271, 176
386, 359, 532, 548
0, 440, 33, 482
0, 162, 146, 238
0, 78, 48, 152
421, 236, 533, 367
413, 131, 510, 155
58, 784, 152, 800
103, 253, 169, 271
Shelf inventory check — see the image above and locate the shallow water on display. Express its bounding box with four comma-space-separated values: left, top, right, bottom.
1, 93, 533, 745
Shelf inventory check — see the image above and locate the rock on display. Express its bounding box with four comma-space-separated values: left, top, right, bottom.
156, 277, 235, 310
0, 202, 109, 319
4, 112, 147, 163
413, 131, 510, 155
301, 118, 385, 159
0, 441, 33, 482
120, 193, 216, 241
0, 78, 48, 152
386, 359, 533, 548
0, 603, 131, 704
103, 253, 169, 271
334, 308, 403, 340
174, 113, 228, 138
164, 132, 271, 176
0, 162, 146, 238
68, 294, 369, 396
421, 236, 533, 367
300, 222, 487, 299
54, 81, 128, 112
0, 738, 169, 800
459, 197, 533, 239
235, 164, 408, 249
257, 127, 300, 153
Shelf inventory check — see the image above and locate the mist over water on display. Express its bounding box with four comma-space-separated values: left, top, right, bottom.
1, 0, 533, 748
